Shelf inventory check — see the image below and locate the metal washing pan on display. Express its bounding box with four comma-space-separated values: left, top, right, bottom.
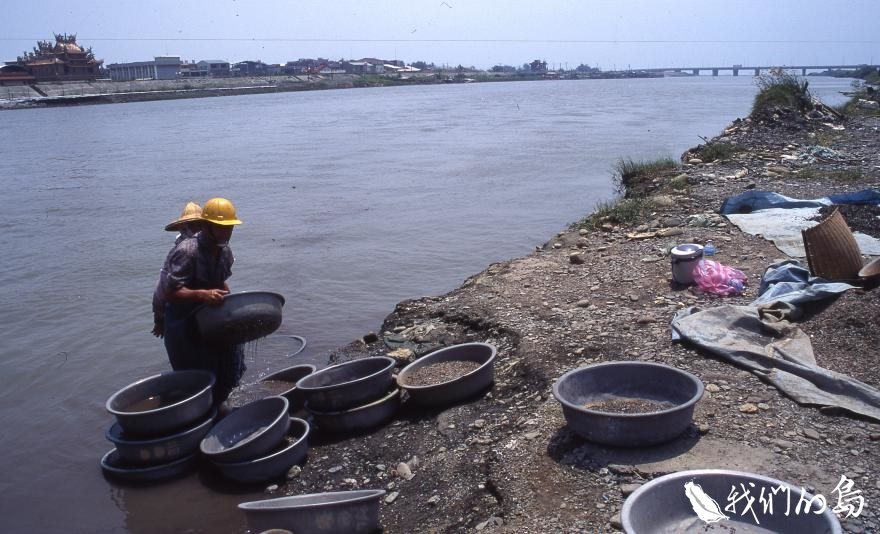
295, 356, 396, 412
307, 387, 400, 434
259, 364, 317, 412
239, 489, 386, 534
200, 396, 290, 463
552, 361, 703, 447
622, 469, 841, 533
194, 291, 285, 345
105, 370, 215, 438
106, 407, 217, 466
100, 449, 199, 483
212, 417, 310, 484
396, 342, 497, 407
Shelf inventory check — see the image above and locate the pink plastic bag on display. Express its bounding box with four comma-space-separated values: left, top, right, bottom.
692, 259, 748, 296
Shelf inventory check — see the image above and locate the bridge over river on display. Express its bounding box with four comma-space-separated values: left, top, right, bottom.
640, 64, 877, 76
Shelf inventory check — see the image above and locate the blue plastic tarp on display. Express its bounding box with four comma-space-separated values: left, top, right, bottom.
720, 189, 880, 215
671, 260, 880, 421
751, 260, 857, 307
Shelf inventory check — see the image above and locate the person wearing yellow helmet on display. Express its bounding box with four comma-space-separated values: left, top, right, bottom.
162, 197, 245, 407
151, 202, 204, 338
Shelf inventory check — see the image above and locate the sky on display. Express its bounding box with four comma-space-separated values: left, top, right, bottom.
2, 0, 878, 70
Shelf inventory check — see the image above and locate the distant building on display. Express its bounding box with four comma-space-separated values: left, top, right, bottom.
196, 60, 231, 77
180, 61, 208, 78
107, 56, 181, 81
0, 64, 35, 85
3, 33, 102, 83
232, 60, 281, 76
344, 61, 384, 75
283, 58, 340, 75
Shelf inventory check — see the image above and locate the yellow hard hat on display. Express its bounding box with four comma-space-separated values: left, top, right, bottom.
201, 198, 243, 226
165, 202, 202, 231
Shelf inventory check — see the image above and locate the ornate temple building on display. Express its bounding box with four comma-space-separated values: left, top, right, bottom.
5, 34, 103, 82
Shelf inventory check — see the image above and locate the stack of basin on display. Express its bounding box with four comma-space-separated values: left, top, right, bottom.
200, 396, 310, 483
296, 356, 400, 434
101, 370, 217, 482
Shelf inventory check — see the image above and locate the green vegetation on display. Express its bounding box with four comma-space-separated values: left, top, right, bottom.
839, 87, 880, 117
613, 156, 678, 195
572, 156, 679, 230
810, 130, 843, 147
751, 70, 813, 116
794, 167, 864, 182
574, 198, 652, 230
669, 173, 689, 190
693, 141, 743, 162
352, 75, 401, 87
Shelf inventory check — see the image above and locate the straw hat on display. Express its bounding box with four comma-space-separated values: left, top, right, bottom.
165, 202, 203, 231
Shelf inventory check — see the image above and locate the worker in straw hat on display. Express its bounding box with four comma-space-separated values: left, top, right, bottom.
151, 202, 204, 338
162, 198, 245, 407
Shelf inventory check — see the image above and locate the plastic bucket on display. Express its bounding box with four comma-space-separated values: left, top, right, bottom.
670, 244, 703, 285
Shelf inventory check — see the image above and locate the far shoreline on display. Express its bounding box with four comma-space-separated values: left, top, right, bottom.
0, 69, 857, 111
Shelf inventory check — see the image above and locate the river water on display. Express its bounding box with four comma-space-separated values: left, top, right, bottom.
0, 76, 852, 533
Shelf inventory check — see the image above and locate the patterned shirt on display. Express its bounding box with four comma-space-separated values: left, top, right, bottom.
165, 232, 235, 293
152, 227, 201, 322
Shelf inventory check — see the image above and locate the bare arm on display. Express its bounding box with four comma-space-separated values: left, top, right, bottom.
166, 286, 228, 306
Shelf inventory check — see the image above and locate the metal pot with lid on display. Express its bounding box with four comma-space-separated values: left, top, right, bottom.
670, 244, 704, 285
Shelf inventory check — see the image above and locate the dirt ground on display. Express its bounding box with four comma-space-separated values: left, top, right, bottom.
233, 100, 880, 533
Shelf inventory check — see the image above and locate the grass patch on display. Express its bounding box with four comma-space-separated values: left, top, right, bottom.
670, 173, 689, 190
693, 141, 743, 162
614, 156, 678, 195
574, 197, 652, 230
793, 167, 864, 182
751, 70, 813, 116
810, 130, 844, 147
839, 88, 880, 118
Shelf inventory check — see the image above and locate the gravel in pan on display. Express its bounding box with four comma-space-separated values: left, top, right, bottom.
403, 360, 482, 386
583, 397, 678, 414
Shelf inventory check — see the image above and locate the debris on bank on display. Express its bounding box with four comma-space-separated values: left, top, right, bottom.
246, 86, 879, 533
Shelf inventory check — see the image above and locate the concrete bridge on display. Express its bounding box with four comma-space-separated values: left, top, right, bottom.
640, 64, 877, 76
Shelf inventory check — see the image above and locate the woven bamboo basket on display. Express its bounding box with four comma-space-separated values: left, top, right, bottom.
801, 209, 862, 280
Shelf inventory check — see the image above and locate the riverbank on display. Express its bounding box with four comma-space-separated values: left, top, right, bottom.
227, 93, 880, 532
2, 72, 547, 110
0, 75, 368, 109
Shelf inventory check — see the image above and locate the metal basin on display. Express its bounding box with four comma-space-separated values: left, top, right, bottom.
259, 364, 317, 412
106, 370, 215, 437
307, 387, 400, 434
552, 361, 703, 447
397, 343, 496, 407
200, 396, 290, 462
100, 448, 198, 483
622, 469, 841, 533
194, 291, 285, 345
239, 489, 386, 534
859, 256, 880, 284
212, 417, 310, 483
106, 407, 217, 466
295, 357, 396, 412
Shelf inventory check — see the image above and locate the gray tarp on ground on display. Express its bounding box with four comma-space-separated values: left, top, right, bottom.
720, 189, 880, 258
671, 260, 880, 421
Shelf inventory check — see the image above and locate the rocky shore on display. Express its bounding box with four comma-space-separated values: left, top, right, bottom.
234, 95, 880, 533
